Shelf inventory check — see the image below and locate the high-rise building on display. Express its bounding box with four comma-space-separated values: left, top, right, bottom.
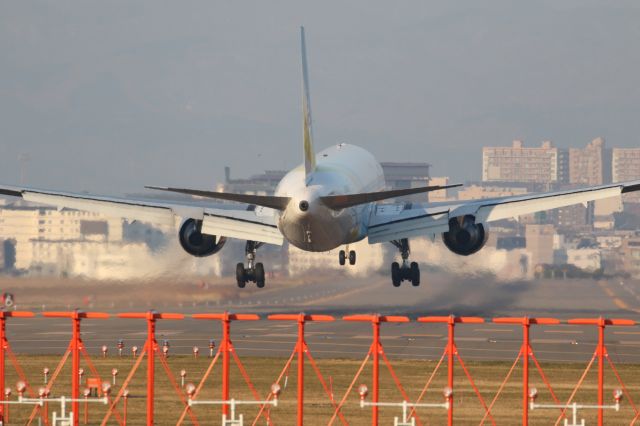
612, 148, 640, 182
613, 147, 640, 203
482, 140, 560, 185
568, 137, 611, 186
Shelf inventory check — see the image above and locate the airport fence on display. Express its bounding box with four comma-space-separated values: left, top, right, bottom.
0, 309, 638, 425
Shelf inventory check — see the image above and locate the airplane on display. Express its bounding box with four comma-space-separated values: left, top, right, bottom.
1, 27, 639, 289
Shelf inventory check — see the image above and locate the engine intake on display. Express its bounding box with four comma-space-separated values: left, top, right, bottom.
442, 215, 488, 256
179, 219, 226, 257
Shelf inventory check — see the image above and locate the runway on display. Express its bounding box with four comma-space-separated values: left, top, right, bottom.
5, 272, 640, 364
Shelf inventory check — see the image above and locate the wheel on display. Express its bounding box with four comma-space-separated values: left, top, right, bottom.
391, 262, 401, 287
339, 250, 346, 266
349, 250, 356, 265
410, 262, 420, 286
236, 263, 246, 288
255, 263, 265, 288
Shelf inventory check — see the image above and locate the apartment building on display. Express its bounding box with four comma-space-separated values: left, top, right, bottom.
482, 140, 561, 185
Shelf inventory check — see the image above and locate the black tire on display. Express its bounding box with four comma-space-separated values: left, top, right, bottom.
349, 250, 356, 265
410, 262, 420, 286
255, 263, 265, 288
236, 263, 246, 288
339, 250, 346, 266
391, 262, 401, 287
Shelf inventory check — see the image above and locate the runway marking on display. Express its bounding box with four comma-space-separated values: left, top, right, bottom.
402, 334, 442, 338
544, 330, 584, 334
263, 333, 297, 338
598, 281, 640, 314
473, 328, 514, 333
454, 337, 490, 342
532, 339, 579, 344
614, 331, 640, 335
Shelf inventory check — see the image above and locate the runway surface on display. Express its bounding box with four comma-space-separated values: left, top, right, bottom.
5, 272, 640, 363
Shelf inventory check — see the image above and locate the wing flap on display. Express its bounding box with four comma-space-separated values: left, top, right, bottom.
367, 207, 449, 244
202, 210, 283, 245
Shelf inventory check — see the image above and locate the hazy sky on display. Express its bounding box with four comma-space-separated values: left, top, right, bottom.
1, 1, 639, 194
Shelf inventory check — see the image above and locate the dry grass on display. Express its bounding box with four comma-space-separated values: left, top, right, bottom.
2, 355, 639, 425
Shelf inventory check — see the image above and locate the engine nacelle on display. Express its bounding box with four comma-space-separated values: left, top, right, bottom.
442, 215, 488, 256
179, 219, 227, 257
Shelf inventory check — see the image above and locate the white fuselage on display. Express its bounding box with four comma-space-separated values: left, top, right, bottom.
274, 144, 385, 252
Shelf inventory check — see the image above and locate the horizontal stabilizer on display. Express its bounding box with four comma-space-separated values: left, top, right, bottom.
320, 183, 462, 210
145, 186, 291, 210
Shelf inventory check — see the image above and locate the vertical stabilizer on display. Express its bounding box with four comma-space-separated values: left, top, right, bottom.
301, 26, 316, 183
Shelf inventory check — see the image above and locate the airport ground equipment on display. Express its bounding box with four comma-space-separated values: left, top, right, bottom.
186, 383, 280, 426
0, 310, 36, 424
357, 383, 449, 426
485, 317, 562, 426
530, 388, 623, 426
1, 310, 640, 424
102, 311, 193, 426
176, 312, 265, 426
17, 393, 109, 426
31, 310, 119, 426
265, 313, 345, 426
559, 318, 638, 426
332, 315, 413, 425
417, 316, 494, 426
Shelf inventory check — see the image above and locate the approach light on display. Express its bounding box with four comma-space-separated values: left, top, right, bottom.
358, 384, 368, 399
271, 383, 282, 397
613, 389, 623, 403
443, 386, 453, 399
16, 381, 26, 396
528, 387, 538, 400
101, 382, 112, 397
185, 383, 196, 398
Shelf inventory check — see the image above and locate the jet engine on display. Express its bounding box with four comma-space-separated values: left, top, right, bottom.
442, 215, 488, 256
178, 218, 227, 257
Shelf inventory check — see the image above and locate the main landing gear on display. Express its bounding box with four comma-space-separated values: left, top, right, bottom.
390, 238, 420, 287
236, 240, 266, 288
338, 248, 356, 266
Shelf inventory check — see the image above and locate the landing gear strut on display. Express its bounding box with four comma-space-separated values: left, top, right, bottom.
390, 238, 420, 287
338, 248, 356, 266
236, 240, 266, 288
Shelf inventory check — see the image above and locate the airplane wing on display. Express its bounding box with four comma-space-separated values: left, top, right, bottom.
0, 184, 283, 245
367, 180, 640, 244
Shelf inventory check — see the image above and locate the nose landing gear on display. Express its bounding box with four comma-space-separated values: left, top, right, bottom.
236, 241, 266, 288
390, 238, 420, 287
